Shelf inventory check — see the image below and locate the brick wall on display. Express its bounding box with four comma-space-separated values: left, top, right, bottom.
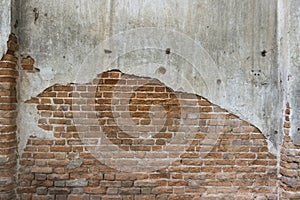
0, 34, 18, 199
279, 103, 300, 199
18, 70, 278, 199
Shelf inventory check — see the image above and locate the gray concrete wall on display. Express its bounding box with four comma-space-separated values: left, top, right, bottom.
16, 0, 282, 153
0, 0, 11, 57
287, 0, 300, 144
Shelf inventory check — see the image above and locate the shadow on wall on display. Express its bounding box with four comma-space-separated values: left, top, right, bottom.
19, 69, 277, 199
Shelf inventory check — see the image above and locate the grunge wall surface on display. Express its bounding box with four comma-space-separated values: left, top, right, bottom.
0, 0, 299, 199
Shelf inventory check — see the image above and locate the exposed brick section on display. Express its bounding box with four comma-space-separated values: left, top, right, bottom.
280, 103, 300, 199
19, 70, 278, 199
21, 56, 40, 72
0, 34, 19, 199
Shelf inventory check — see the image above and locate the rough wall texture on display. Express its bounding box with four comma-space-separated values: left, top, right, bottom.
278, 1, 300, 198
287, 0, 300, 145
280, 103, 300, 199
18, 70, 278, 199
16, 0, 281, 153
0, 34, 18, 199
0, 0, 298, 199
0, 0, 11, 58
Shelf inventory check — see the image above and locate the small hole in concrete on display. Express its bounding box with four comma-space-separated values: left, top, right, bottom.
33, 8, 39, 23
165, 48, 171, 54
104, 49, 112, 54
261, 50, 267, 57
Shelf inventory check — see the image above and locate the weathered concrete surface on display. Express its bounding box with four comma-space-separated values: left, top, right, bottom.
287, 0, 300, 144
278, 0, 300, 145
16, 0, 281, 153
0, 0, 11, 57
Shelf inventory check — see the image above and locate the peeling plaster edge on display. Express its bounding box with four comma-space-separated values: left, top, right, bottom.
276, 0, 290, 198
17, 103, 55, 155
0, 0, 11, 58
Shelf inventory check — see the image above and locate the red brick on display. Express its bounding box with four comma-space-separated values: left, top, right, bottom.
48, 160, 69, 166
50, 146, 72, 152
47, 173, 69, 180
31, 140, 54, 145
33, 153, 54, 159
49, 187, 71, 194
31, 167, 53, 173
17, 187, 36, 194
17, 70, 293, 198
84, 187, 106, 194
31, 180, 53, 187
